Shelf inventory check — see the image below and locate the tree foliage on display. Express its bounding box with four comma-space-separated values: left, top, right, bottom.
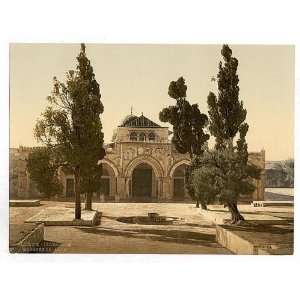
27, 148, 62, 198
207, 45, 247, 149
192, 148, 260, 212
34, 44, 105, 218
159, 77, 209, 208
192, 45, 261, 223
159, 77, 209, 157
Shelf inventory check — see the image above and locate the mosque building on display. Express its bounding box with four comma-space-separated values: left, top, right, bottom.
10, 113, 265, 202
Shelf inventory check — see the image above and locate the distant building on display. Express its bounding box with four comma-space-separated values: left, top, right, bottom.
10, 114, 265, 202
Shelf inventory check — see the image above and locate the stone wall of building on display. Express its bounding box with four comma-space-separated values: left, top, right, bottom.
9, 147, 42, 199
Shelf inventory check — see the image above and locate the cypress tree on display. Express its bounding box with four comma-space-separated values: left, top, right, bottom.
35, 44, 105, 219
205, 44, 261, 223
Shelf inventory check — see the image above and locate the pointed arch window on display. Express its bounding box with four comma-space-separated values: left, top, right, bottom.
130, 132, 137, 141
139, 132, 146, 141
148, 132, 155, 142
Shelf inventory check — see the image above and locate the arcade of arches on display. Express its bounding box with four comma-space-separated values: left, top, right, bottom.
92, 160, 191, 201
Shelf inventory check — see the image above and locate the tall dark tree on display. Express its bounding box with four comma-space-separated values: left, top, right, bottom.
27, 148, 62, 198
81, 162, 104, 210
159, 77, 210, 208
35, 44, 105, 219
204, 44, 261, 223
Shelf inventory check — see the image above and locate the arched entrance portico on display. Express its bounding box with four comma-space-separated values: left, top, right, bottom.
168, 159, 191, 200
98, 159, 119, 200
124, 156, 164, 200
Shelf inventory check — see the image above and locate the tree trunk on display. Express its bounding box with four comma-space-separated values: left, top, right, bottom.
227, 202, 244, 224
201, 202, 207, 210
195, 199, 207, 210
85, 191, 93, 210
74, 166, 81, 219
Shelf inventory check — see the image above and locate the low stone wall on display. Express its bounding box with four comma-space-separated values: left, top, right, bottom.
216, 225, 293, 255
216, 225, 255, 254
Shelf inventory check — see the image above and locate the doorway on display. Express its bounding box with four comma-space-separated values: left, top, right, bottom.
132, 163, 153, 198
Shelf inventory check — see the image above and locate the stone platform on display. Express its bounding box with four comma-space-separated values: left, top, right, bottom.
10, 199, 40, 207
10, 223, 44, 252
216, 222, 293, 255
199, 204, 293, 255
25, 207, 101, 226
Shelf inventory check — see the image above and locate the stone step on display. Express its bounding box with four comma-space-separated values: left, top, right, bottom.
10, 199, 40, 207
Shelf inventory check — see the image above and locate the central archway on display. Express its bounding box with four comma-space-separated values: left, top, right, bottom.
125, 156, 164, 200
132, 163, 153, 198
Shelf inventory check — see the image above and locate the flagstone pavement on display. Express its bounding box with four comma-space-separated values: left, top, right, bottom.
10, 201, 231, 254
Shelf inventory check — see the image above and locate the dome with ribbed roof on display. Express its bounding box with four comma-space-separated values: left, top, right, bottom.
119, 114, 138, 127
119, 114, 161, 128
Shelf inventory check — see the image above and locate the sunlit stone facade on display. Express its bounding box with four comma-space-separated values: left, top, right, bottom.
10, 114, 265, 202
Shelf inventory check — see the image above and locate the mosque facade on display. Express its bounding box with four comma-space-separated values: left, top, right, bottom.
10, 114, 265, 202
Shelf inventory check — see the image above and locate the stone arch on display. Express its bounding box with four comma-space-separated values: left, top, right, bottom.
124, 155, 164, 178
98, 158, 120, 199
168, 159, 191, 177
98, 158, 120, 177
124, 156, 164, 199
168, 159, 191, 200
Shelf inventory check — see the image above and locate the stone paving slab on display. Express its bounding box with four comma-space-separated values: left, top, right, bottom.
25, 206, 101, 226
10, 199, 40, 207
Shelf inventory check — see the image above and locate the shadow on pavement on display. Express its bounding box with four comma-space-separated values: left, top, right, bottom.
221, 221, 293, 234
76, 226, 219, 247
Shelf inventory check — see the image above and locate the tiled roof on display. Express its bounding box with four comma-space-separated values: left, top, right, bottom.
119, 114, 161, 128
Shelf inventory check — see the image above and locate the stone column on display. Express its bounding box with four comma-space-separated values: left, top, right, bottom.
163, 176, 172, 200
258, 170, 265, 201
156, 177, 163, 200
117, 177, 126, 200
259, 149, 266, 201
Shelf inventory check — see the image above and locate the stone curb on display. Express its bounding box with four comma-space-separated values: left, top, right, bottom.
10, 200, 40, 207
26, 209, 101, 226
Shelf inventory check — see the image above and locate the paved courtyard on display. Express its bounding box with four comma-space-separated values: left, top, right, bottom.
10, 201, 231, 254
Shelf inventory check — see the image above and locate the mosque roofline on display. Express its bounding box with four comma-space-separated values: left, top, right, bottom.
119, 114, 165, 128
117, 125, 169, 128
